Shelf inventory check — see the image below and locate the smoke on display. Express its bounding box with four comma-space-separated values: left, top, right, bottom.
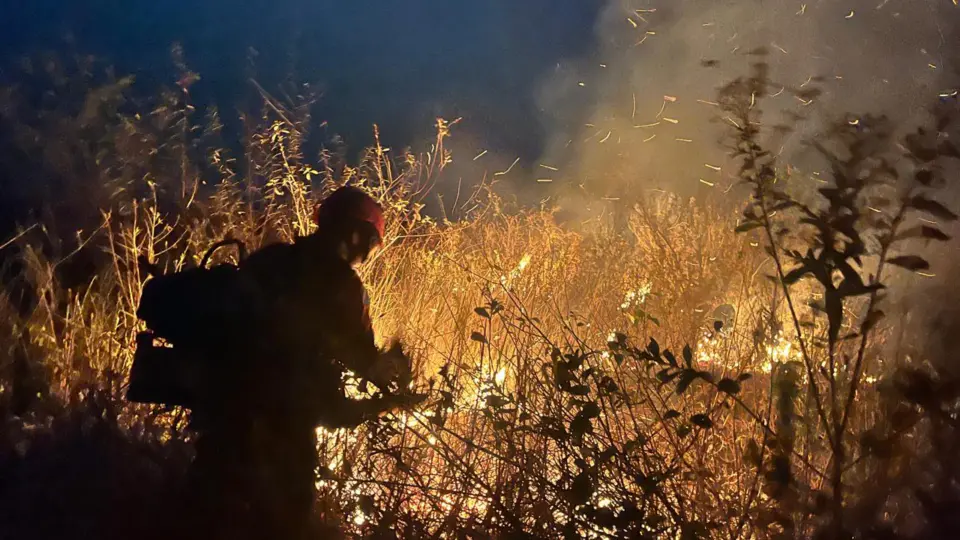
534, 0, 958, 202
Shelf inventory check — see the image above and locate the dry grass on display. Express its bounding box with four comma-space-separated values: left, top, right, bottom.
1, 54, 958, 539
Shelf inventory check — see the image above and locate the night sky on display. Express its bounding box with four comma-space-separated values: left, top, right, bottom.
1, 0, 957, 202
0, 0, 603, 162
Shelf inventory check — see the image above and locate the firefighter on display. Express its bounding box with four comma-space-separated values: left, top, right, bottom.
185, 186, 419, 539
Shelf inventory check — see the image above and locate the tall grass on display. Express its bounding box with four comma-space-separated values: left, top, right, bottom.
1, 52, 959, 539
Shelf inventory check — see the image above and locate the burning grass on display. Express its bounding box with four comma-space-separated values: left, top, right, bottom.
1, 55, 960, 539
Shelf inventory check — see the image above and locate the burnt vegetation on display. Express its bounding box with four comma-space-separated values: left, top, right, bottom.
1, 49, 960, 539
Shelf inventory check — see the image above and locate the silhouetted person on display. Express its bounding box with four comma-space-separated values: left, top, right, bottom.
178, 187, 419, 539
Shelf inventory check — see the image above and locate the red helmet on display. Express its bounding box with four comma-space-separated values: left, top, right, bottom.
314, 186, 386, 241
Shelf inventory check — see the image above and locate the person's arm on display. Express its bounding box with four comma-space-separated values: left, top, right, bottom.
324, 272, 390, 389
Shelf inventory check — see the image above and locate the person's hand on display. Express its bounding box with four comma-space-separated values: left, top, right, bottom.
366, 339, 413, 392
364, 391, 428, 418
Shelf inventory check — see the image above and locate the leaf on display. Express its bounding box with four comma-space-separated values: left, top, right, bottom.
474, 307, 490, 319
567, 472, 594, 506
358, 494, 376, 515
717, 378, 742, 395
570, 415, 593, 439
567, 384, 591, 396
910, 195, 958, 221
887, 255, 930, 272
895, 225, 951, 242
657, 369, 680, 385
470, 332, 488, 344
580, 402, 601, 419
486, 395, 509, 408
664, 409, 681, 420
598, 447, 617, 463
735, 221, 762, 233
781, 264, 810, 285
690, 414, 713, 429
737, 373, 753, 382
663, 350, 677, 367
647, 338, 660, 359
682, 345, 693, 368
676, 370, 697, 395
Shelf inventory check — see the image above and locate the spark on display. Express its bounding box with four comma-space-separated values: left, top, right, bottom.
662, 117, 679, 124
928, 63, 938, 70
632, 93, 637, 119
704, 164, 721, 171
697, 99, 719, 106
643, 134, 657, 143
800, 76, 813, 88
655, 100, 667, 118
578, 82, 586, 87
634, 122, 660, 128
772, 43, 788, 55
664, 95, 677, 102
846, 10, 855, 19
797, 4, 807, 15
599, 131, 613, 143
539, 164, 558, 171
917, 272, 936, 278
676, 138, 693, 143
473, 150, 487, 161
699, 179, 715, 187
494, 157, 520, 177
627, 17, 638, 28
536, 178, 553, 183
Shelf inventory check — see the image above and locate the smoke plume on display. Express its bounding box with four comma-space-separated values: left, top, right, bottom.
533, 0, 958, 202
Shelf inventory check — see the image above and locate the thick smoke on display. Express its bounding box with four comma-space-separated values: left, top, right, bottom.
534, 0, 958, 202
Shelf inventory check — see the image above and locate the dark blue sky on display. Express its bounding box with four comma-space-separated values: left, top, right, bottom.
1, 0, 603, 158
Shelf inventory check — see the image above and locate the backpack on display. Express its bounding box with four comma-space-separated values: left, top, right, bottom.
127, 239, 249, 407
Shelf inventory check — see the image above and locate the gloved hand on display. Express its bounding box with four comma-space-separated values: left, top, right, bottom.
365, 339, 414, 393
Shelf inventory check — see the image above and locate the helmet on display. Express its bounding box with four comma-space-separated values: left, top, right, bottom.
315, 186, 385, 241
